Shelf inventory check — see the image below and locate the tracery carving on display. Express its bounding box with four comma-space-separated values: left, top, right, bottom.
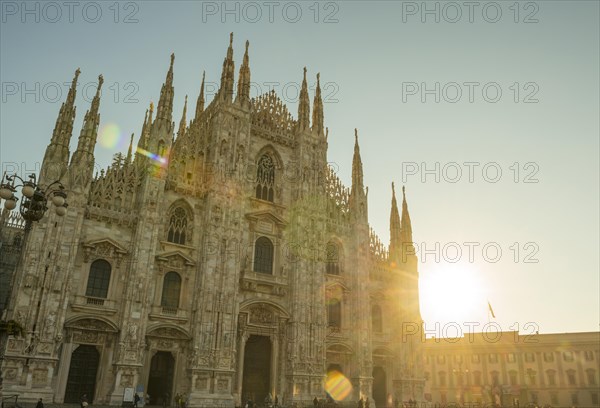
167, 204, 192, 245
251, 90, 296, 134
87, 154, 142, 225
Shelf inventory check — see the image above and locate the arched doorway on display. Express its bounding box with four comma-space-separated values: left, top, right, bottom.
373, 367, 387, 408
147, 351, 175, 405
242, 335, 271, 405
64, 345, 100, 403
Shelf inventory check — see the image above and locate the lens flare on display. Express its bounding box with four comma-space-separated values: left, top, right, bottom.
136, 147, 168, 165
325, 370, 352, 401
98, 123, 122, 149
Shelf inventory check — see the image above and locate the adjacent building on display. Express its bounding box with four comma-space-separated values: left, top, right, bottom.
423, 331, 600, 408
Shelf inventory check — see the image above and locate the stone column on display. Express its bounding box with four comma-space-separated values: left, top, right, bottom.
270, 334, 279, 396
55, 341, 76, 402
236, 333, 248, 405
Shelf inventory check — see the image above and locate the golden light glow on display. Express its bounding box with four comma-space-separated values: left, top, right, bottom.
420, 263, 487, 331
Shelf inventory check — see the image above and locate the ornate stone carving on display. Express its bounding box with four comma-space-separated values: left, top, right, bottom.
32, 368, 47, 386
249, 305, 273, 324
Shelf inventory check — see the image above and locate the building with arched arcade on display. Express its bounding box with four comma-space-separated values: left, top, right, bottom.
0, 34, 424, 407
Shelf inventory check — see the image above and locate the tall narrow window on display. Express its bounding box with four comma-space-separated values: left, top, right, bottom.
328, 299, 342, 328
372, 304, 383, 332
253, 237, 274, 274
326, 241, 342, 275
167, 206, 190, 245
256, 154, 275, 202
86, 259, 111, 298
567, 370, 577, 386
161, 272, 181, 310
586, 369, 597, 385
547, 370, 556, 386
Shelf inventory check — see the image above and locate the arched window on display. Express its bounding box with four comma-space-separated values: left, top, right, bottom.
372, 304, 383, 332
253, 237, 274, 274
86, 259, 111, 298
256, 154, 275, 202
167, 206, 190, 245
328, 299, 342, 328
161, 272, 181, 310
326, 241, 342, 275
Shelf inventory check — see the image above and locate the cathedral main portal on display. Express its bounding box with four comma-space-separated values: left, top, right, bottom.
147, 351, 175, 404
64, 345, 100, 403
241, 335, 272, 404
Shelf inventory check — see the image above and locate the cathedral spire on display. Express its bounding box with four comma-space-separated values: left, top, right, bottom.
69, 75, 103, 185
51, 68, 80, 146
126, 133, 134, 164
351, 129, 364, 194
236, 40, 251, 106
195, 71, 205, 120
219, 32, 235, 102
136, 102, 152, 157
389, 182, 402, 261
297, 67, 310, 131
40, 68, 81, 184
155, 53, 175, 124
311, 73, 324, 135
177, 95, 188, 139
400, 185, 415, 260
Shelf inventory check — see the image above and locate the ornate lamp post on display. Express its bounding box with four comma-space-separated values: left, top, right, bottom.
0, 172, 68, 229
0, 172, 68, 396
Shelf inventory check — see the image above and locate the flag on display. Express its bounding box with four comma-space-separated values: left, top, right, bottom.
488, 301, 496, 319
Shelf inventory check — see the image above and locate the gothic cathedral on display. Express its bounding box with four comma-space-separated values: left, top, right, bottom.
1, 34, 425, 407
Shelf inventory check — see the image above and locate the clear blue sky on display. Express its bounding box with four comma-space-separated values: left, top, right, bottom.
1, 1, 598, 335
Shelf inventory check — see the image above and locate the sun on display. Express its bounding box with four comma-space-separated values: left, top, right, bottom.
419, 263, 488, 336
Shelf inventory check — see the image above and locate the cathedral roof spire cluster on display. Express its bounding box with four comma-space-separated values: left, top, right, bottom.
389, 182, 415, 263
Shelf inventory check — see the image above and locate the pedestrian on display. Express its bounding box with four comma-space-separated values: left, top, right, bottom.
80, 394, 89, 408
358, 397, 365, 408
314, 396, 319, 408
36, 399, 44, 408
134, 393, 141, 408
365, 398, 370, 408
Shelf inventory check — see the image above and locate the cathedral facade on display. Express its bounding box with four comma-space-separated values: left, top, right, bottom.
0, 35, 424, 407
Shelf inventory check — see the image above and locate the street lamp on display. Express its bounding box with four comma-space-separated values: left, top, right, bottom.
0, 172, 68, 229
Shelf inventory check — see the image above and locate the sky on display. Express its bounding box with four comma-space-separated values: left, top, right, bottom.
1, 1, 598, 337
